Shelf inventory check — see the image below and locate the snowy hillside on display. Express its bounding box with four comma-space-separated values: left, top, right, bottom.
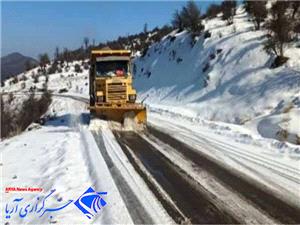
1, 61, 89, 96
0, 61, 90, 141
134, 6, 300, 145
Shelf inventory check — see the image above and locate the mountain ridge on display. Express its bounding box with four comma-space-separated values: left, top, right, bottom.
1, 52, 38, 81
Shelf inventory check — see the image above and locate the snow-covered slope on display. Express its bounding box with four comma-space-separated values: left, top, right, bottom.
1, 61, 89, 97
134, 6, 300, 144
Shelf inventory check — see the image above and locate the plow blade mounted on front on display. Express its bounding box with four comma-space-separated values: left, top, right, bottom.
89, 104, 147, 124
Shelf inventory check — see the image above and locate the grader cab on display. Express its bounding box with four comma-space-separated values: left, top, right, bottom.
89, 49, 146, 125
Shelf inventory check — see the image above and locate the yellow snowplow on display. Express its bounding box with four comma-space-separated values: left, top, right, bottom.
89, 49, 146, 125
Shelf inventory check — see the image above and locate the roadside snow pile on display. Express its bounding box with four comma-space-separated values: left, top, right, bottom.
134, 6, 300, 144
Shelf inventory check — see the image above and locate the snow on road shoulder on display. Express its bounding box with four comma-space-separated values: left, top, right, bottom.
148, 110, 300, 203
0, 97, 132, 224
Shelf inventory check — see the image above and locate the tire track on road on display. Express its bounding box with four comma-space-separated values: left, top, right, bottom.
147, 125, 300, 224
114, 131, 240, 224
91, 130, 154, 224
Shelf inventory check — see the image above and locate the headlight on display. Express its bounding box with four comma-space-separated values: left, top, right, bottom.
129, 94, 136, 101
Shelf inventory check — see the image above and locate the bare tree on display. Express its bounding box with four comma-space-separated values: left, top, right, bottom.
63, 48, 70, 66
290, 1, 300, 19
264, 1, 292, 65
173, 1, 204, 36
172, 10, 184, 30
83, 37, 89, 50
54, 47, 60, 61
206, 4, 222, 19
245, 1, 267, 30
38, 53, 50, 73
221, 0, 237, 25
143, 23, 148, 34
288, 1, 300, 36
183, 1, 204, 35
25, 60, 33, 71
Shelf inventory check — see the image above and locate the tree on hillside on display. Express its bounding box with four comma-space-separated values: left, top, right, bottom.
107, 40, 123, 50
143, 23, 148, 34
54, 47, 60, 61
78, 46, 85, 60
264, 1, 292, 66
25, 60, 34, 71
288, 1, 300, 36
244, 1, 267, 30
182, 1, 204, 35
172, 1, 204, 36
244, 0, 251, 13
39, 53, 50, 74
206, 4, 222, 19
47, 25, 173, 61
83, 37, 89, 50
172, 10, 184, 30
63, 48, 71, 66
221, 0, 237, 25
290, 1, 300, 19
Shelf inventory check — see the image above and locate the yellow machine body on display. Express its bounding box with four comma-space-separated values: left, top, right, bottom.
89, 49, 146, 124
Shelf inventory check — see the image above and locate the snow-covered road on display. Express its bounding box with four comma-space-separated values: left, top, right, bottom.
148, 110, 300, 202
1, 97, 133, 224
142, 126, 300, 223
2, 95, 300, 224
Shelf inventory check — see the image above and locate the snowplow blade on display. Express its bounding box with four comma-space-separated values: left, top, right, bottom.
89, 104, 147, 124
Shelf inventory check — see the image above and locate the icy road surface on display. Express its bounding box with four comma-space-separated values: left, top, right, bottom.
1, 95, 300, 224
148, 108, 300, 203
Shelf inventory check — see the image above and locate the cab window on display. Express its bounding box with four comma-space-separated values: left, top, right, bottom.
95, 61, 128, 77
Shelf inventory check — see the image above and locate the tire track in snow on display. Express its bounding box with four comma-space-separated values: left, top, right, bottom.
52, 94, 154, 223
114, 130, 240, 224
158, 120, 300, 185
91, 130, 154, 224
147, 125, 300, 224
149, 112, 300, 178
185, 132, 300, 184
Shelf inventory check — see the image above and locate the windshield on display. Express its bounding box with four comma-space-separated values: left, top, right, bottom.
95, 61, 128, 77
